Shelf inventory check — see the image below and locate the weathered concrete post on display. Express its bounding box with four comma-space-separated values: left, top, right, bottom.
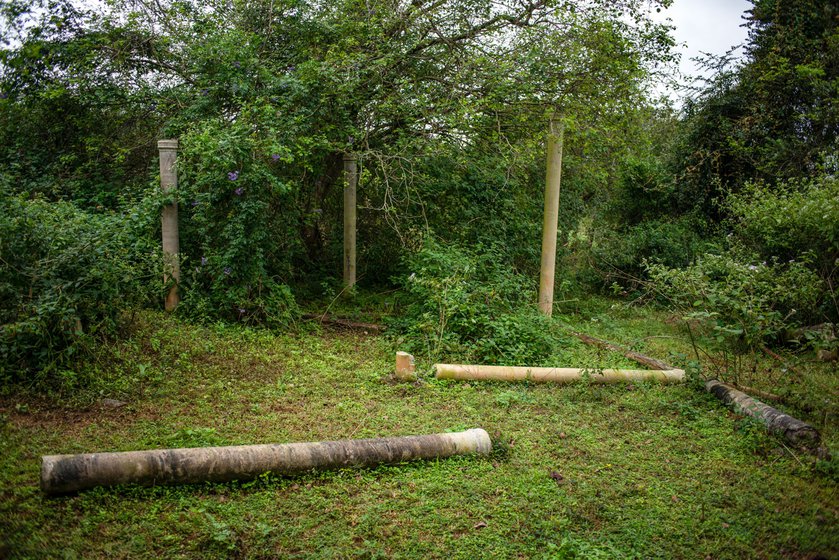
158, 139, 180, 312
538, 118, 564, 316
343, 153, 358, 288
395, 351, 417, 381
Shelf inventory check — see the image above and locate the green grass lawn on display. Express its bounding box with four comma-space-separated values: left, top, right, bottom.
1, 303, 836, 559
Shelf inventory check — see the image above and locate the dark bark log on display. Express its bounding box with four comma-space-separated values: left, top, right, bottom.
705, 380, 821, 450
41, 429, 491, 495
570, 331, 675, 371
302, 313, 384, 332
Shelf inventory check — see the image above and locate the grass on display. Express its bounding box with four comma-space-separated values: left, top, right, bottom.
0, 300, 837, 559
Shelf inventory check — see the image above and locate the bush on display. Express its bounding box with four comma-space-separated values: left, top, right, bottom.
391, 240, 561, 365
727, 176, 839, 320
0, 189, 157, 384
568, 215, 709, 291
175, 116, 300, 326
647, 254, 824, 350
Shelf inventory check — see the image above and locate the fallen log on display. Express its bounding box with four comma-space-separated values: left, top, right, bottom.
570, 331, 675, 370
41, 428, 491, 495
705, 380, 821, 450
302, 313, 384, 332
435, 364, 685, 384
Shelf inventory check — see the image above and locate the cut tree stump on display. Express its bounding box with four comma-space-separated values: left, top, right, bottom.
705, 379, 822, 451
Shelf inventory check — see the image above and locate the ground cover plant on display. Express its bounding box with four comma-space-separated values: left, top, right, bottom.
1, 0, 838, 557
1, 304, 836, 559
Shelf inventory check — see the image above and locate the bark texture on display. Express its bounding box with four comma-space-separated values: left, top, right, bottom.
343, 153, 358, 288
41, 429, 491, 495
705, 380, 821, 449
435, 364, 684, 383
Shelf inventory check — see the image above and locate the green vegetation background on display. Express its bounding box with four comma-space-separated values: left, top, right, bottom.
0, 0, 836, 557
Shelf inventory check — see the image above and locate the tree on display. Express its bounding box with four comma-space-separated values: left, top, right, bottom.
675, 0, 838, 214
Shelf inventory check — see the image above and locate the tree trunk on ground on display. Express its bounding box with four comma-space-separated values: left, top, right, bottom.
41, 429, 492, 495
570, 331, 674, 370
705, 379, 821, 451
302, 313, 384, 332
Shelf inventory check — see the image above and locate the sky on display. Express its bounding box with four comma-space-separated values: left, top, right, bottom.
651, 0, 753, 98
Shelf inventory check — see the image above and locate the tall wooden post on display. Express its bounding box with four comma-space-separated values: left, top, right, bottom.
538, 118, 564, 316
343, 153, 358, 288
158, 139, 180, 312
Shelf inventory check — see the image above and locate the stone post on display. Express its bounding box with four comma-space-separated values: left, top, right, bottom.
538, 118, 564, 316
158, 139, 180, 312
343, 153, 358, 288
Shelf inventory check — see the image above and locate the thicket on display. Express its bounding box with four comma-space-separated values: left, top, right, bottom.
0, 0, 835, 386
642, 0, 839, 358
0, 0, 679, 382
0, 181, 158, 384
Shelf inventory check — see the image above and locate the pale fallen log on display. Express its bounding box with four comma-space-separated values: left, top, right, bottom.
570, 331, 675, 371
41, 428, 491, 495
705, 380, 821, 450
435, 364, 685, 383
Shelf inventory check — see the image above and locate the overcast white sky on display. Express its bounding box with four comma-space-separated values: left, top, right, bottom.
651, 0, 753, 99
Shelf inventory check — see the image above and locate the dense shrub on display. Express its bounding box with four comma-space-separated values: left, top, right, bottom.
647, 176, 838, 354
391, 240, 560, 365
175, 117, 300, 326
727, 177, 839, 296
648, 254, 824, 350
0, 189, 157, 384
567, 215, 709, 291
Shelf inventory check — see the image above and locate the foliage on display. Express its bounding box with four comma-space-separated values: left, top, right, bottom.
648, 254, 824, 351
673, 0, 838, 213
648, 174, 838, 358
175, 116, 299, 326
572, 215, 709, 291
391, 240, 561, 365
726, 175, 839, 298
0, 185, 158, 384
0, 0, 163, 207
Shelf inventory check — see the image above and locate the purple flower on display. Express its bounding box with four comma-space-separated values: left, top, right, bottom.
224, 267, 231, 276
191, 200, 199, 207
271, 154, 280, 162
228, 171, 239, 181
201, 88, 209, 96
235, 186, 245, 196
233, 61, 241, 68
201, 256, 208, 266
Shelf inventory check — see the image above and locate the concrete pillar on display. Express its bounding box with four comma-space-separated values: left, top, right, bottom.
395, 351, 417, 381
343, 153, 358, 288
158, 139, 180, 312
538, 118, 564, 316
